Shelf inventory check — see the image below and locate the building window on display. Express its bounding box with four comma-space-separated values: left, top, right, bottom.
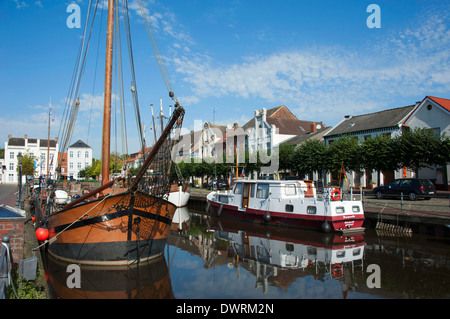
69, 163, 73, 169
9, 163, 14, 171
85, 151, 89, 158
77, 151, 81, 158
10, 152, 14, 159
77, 162, 81, 169
69, 151, 73, 158
8, 174, 14, 182
85, 162, 89, 168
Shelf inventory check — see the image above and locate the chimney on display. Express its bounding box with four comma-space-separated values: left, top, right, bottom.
233, 122, 238, 129
344, 115, 351, 119
24, 134, 27, 139
262, 108, 267, 122
8, 134, 11, 139
55, 137, 58, 142
309, 123, 316, 132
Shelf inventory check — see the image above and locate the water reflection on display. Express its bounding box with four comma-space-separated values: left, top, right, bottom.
45, 255, 174, 299
210, 218, 364, 293
167, 210, 450, 299
44, 207, 450, 299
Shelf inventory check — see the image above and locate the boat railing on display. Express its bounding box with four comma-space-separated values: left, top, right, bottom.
318, 186, 364, 202
213, 184, 364, 202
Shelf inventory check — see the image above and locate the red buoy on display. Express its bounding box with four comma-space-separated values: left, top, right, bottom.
35, 227, 49, 241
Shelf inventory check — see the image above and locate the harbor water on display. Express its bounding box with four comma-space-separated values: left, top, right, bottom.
45, 207, 450, 299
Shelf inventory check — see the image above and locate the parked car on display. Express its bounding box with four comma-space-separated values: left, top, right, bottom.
207, 180, 229, 190
373, 178, 435, 200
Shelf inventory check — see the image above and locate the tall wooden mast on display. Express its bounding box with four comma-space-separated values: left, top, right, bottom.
101, 0, 115, 185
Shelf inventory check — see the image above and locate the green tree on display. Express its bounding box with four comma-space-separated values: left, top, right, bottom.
394, 128, 441, 176
79, 158, 101, 179
110, 152, 123, 174
293, 140, 327, 176
278, 144, 296, 172
18, 153, 37, 177
360, 134, 399, 186
326, 135, 362, 173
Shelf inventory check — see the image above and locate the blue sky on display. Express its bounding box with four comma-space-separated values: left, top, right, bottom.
1, 0, 449, 158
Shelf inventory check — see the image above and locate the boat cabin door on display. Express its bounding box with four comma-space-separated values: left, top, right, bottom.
242, 183, 251, 208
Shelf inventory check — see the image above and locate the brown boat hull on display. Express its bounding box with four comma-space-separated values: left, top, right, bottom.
47, 191, 176, 265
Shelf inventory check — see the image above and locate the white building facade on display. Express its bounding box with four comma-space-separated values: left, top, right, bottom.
403, 96, 450, 189
3, 134, 59, 183
67, 140, 93, 180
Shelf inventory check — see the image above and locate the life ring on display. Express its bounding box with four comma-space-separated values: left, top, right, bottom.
331, 189, 341, 201
332, 264, 342, 277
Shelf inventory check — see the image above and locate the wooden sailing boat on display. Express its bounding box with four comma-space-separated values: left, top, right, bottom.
46, 0, 185, 265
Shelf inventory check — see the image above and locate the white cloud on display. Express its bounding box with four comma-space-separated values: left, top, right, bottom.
13, 0, 28, 9
170, 9, 450, 125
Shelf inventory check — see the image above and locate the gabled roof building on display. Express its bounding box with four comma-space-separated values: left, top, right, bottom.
66, 140, 93, 180
322, 96, 450, 189
3, 134, 59, 183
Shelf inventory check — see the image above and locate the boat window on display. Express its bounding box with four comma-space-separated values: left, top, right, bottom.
336, 207, 345, 214
285, 204, 294, 212
250, 184, 255, 197
307, 246, 317, 255
336, 251, 346, 258
234, 183, 243, 194
352, 206, 360, 213
353, 248, 361, 256
218, 195, 229, 204
256, 184, 270, 199
284, 184, 297, 196
307, 206, 316, 214
286, 243, 294, 251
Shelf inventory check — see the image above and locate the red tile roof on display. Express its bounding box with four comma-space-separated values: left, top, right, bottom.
427, 96, 450, 112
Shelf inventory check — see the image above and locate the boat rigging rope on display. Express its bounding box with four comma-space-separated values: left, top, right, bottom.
122, 0, 146, 154
87, 2, 105, 145
58, 0, 99, 159
136, 0, 177, 101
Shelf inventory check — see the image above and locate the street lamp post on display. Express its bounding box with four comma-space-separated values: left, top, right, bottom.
17, 152, 23, 209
